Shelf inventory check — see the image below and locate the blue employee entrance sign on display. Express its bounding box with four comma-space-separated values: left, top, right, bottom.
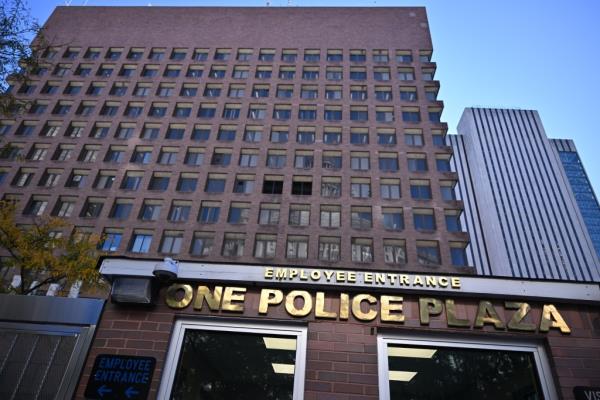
85, 354, 156, 399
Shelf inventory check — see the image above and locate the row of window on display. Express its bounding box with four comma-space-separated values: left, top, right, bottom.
9, 145, 452, 171
45, 46, 433, 64
8, 168, 457, 202
19, 81, 439, 103
25, 63, 435, 81
22, 100, 443, 124
39, 194, 463, 233
1, 121, 447, 146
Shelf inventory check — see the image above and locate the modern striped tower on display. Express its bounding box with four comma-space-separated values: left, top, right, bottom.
451, 107, 600, 281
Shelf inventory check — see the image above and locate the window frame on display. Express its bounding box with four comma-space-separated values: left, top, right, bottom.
158, 320, 307, 400
376, 333, 559, 400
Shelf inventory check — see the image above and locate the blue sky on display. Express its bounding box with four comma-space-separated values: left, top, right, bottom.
29, 0, 600, 193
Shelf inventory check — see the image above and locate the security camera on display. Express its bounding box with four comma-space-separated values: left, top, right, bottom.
153, 257, 179, 281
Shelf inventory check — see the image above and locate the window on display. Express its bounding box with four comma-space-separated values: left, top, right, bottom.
131, 147, 152, 164
52, 145, 72, 161
232, 66, 249, 79
28, 144, 49, 161
296, 129, 315, 144
300, 86, 318, 99
379, 154, 399, 172
149, 103, 167, 118
211, 149, 232, 166
125, 102, 143, 117
205, 174, 226, 193
376, 107, 395, 123
65, 170, 88, 188
416, 241, 440, 265
214, 49, 231, 61
185, 148, 204, 166
277, 85, 293, 99
350, 67, 367, 81
262, 176, 283, 194
23, 196, 48, 216
350, 106, 368, 121
304, 49, 320, 62
228, 84, 245, 98
100, 230, 122, 252
383, 239, 406, 265
217, 126, 236, 141
270, 127, 288, 143
173, 103, 192, 118
52, 198, 75, 218
190, 232, 214, 256
198, 103, 216, 118
127, 48, 144, 60
350, 152, 370, 171
222, 233, 245, 257
237, 49, 252, 61
192, 48, 208, 61
222, 104, 241, 119
327, 50, 343, 62
259, 203, 280, 225
350, 86, 368, 101
349, 49, 366, 62
160, 231, 183, 254
402, 107, 421, 123
320, 205, 341, 228
243, 126, 262, 142
350, 129, 369, 145
273, 105, 291, 120
96, 64, 113, 77
375, 87, 393, 102
94, 171, 116, 189
148, 174, 170, 191
425, 87, 438, 101
319, 237, 341, 262
321, 177, 341, 198
279, 67, 295, 80
351, 179, 371, 198
133, 83, 151, 97
351, 238, 373, 263
233, 175, 255, 194
85, 48, 100, 59
177, 173, 198, 192
411, 180, 432, 200
398, 67, 415, 81
351, 207, 372, 230
281, 49, 297, 62
298, 106, 316, 120
254, 234, 277, 259
440, 181, 457, 201
115, 123, 134, 140
286, 235, 308, 259
109, 199, 133, 220
192, 125, 210, 141
302, 67, 318, 80
323, 128, 342, 145
139, 201, 162, 221
80, 197, 104, 218
383, 208, 404, 231
381, 179, 401, 199
129, 232, 153, 253
28, 101, 47, 114
445, 210, 462, 232
291, 177, 312, 196
289, 204, 310, 226
324, 106, 342, 121
204, 84, 222, 97
168, 202, 191, 222
373, 49, 389, 63
228, 202, 251, 224
170, 48, 187, 60
266, 150, 286, 169
255, 67, 272, 79
414, 209, 436, 231
239, 150, 258, 167
198, 202, 221, 224
325, 85, 342, 100
396, 50, 413, 63
408, 154, 428, 172
374, 67, 391, 81
429, 107, 442, 123
120, 172, 143, 190
405, 129, 424, 147
326, 67, 342, 81
436, 155, 452, 172
16, 121, 36, 136
451, 243, 469, 266
158, 148, 178, 165
248, 104, 266, 120
187, 66, 204, 78
400, 87, 417, 102
322, 151, 342, 169
422, 68, 435, 81
378, 130, 397, 145
209, 66, 227, 79
159, 321, 306, 399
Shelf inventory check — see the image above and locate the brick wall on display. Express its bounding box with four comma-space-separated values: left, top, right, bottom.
75, 285, 600, 399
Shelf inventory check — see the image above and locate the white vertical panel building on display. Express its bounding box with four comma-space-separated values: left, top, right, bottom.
451, 107, 599, 281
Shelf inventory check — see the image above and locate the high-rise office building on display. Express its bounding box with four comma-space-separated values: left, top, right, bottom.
452, 107, 600, 281
0, 6, 469, 276
550, 139, 600, 259
0, 8, 598, 400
